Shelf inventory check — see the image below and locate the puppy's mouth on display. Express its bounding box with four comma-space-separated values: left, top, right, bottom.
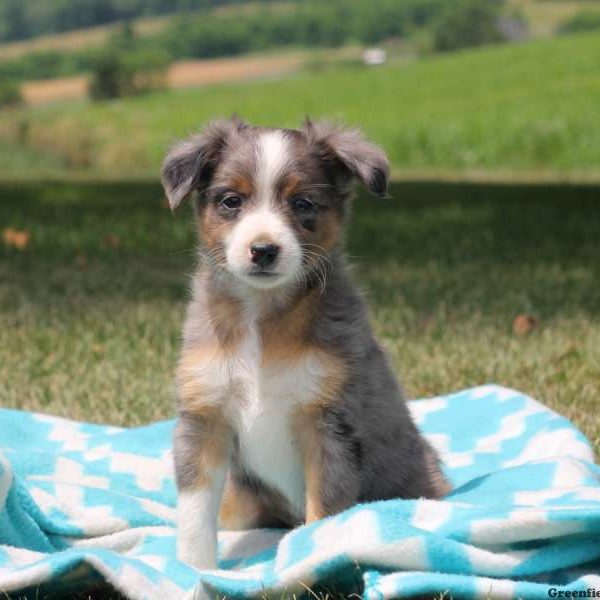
240, 266, 291, 289
248, 270, 280, 278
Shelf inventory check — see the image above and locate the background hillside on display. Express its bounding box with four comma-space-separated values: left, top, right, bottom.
2, 31, 599, 178
1, 0, 599, 179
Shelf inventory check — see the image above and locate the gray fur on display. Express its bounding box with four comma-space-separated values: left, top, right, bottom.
173, 412, 215, 490
161, 117, 247, 210
313, 253, 448, 510
302, 118, 390, 197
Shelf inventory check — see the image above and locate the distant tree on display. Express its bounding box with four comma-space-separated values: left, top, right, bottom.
0, 0, 451, 80
89, 51, 125, 100
54, 0, 118, 31
0, 0, 287, 42
433, 0, 506, 52
111, 20, 137, 49
2, 0, 31, 41
89, 46, 169, 100
0, 79, 23, 108
559, 10, 600, 35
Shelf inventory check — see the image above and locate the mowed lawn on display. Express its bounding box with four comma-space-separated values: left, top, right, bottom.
1, 180, 598, 455
2, 31, 600, 176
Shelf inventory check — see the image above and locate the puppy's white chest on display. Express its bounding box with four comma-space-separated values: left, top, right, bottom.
237, 371, 305, 515
229, 334, 328, 517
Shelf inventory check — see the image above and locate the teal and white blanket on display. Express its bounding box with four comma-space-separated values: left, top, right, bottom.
1, 385, 599, 599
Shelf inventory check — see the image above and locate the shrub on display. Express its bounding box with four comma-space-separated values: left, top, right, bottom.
123, 48, 170, 95
559, 11, 600, 35
89, 51, 127, 100
89, 47, 169, 100
0, 79, 23, 108
433, 0, 506, 53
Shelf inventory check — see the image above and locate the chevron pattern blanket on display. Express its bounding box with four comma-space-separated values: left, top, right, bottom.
0, 385, 599, 599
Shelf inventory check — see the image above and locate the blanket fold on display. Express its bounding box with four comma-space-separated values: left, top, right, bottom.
1, 385, 599, 599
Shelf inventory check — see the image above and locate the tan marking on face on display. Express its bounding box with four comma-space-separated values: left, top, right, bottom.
196, 170, 255, 256
197, 203, 231, 253
230, 173, 254, 197
280, 173, 303, 199
314, 209, 343, 251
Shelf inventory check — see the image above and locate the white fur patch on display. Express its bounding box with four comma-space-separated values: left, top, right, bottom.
255, 130, 290, 202
233, 345, 332, 519
221, 129, 304, 289
177, 466, 227, 570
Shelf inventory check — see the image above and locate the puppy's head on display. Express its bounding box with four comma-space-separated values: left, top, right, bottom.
161, 116, 389, 290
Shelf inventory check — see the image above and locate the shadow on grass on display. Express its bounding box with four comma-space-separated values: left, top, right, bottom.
2, 178, 599, 432
1, 179, 599, 320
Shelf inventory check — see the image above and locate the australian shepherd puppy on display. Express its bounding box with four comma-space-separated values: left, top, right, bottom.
160, 116, 449, 570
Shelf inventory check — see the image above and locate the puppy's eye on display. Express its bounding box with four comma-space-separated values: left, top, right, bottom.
221, 194, 243, 210
291, 196, 314, 214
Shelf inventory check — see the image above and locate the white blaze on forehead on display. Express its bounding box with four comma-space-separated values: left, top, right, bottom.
221, 129, 302, 289
255, 130, 291, 202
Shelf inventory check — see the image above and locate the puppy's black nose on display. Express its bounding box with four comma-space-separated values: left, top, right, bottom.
250, 242, 279, 268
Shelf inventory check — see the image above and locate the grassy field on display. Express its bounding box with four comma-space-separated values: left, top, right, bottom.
2, 31, 600, 177
1, 180, 598, 456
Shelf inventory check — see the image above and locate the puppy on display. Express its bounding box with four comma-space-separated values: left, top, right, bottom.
161, 117, 449, 570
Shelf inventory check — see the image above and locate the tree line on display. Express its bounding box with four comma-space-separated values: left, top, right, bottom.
0, 0, 446, 81
0, 0, 515, 105
0, 0, 274, 42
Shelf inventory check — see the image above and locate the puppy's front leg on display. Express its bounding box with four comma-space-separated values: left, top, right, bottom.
294, 404, 362, 524
173, 407, 231, 570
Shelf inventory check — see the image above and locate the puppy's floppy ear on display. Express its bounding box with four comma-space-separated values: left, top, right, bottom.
302, 118, 390, 197
161, 116, 247, 210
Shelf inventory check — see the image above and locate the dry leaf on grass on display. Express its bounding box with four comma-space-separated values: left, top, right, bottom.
101, 234, 121, 249
512, 314, 539, 336
2, 228, 31, 250
75, 253, 88, 269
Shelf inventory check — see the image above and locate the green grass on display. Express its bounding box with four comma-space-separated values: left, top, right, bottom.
2, 31, 600, 178
1, 180, 598, 457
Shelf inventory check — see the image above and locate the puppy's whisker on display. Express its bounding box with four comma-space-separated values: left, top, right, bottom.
301, 244, 333, 266
302, 251, 332, 277
167, 246, 197, 257
301, 255, 328, 295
